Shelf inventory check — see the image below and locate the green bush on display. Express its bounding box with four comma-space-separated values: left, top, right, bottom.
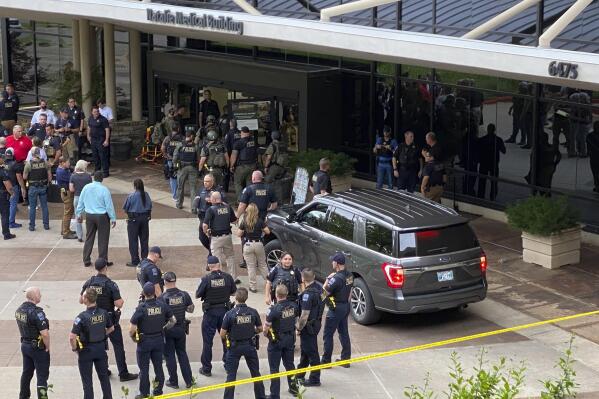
505, 195, 578, 237
48, 63, 105, 112
289, 148, 357, 177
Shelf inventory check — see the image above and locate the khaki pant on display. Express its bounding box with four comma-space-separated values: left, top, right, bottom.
60, 189, 74, 235
210, 234, 236, 279
1, 120, 15, 132
424, 185, 444, 203
234, 163, 255, 200
176, 165, 199, 210
243, 241, 268, 290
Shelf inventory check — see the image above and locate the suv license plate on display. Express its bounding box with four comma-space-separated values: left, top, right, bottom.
437, 270, 454, 282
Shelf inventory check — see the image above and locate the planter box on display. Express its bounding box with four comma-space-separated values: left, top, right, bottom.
522, 227, 581, 269
331, 173, 353, 193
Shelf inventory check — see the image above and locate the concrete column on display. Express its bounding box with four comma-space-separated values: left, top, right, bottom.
72, 20, 80, 72
129, 29, 142, 121
79, 19, 92, 114
103, 23, 117, 120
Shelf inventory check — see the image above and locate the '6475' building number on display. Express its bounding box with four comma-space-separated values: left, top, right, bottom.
548, 61, 578, 80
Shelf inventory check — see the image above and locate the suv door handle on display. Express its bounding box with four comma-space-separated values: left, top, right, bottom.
342, 251, 352, 257
310, 238, 319, 244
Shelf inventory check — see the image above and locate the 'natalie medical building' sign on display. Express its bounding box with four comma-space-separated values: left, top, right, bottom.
147, 9, 244, 35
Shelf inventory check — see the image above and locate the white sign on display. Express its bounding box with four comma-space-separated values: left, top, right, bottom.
292, 167, 310, 205
237, 119, 259, 131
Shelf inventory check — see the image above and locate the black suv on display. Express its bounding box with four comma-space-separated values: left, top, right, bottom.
264, 188, 487, 325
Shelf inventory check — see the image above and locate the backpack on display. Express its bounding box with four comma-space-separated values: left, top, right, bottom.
273, 142, 289, 167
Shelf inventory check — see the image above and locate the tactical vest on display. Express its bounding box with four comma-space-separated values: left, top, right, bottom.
208, 203, 232, 234
167, 137, 183, 158
272, 265, 299, 299
15, 302, 44, 340
138, 259, 164, 289
81, 308, 108, 343
207, 143, 227, 168
238, 138, 257, 164
43, 137, 55, 158
397, 144, 418, 168
138, 299, 165, 335
162, 289, 187, 326
198, 188, 218, 214
305, 284, 325, 323
86, 276, 114, 311
271, 141, 289, 167
271, 301, 297, 334
28, 161, 48, 184
332, 270, 354, 303
203, 271, 231, 305
246, 183, 270, 215
179, 143, 198, 165
228, 306, 256, 341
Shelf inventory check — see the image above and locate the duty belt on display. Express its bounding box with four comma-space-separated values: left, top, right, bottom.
212, 232, 231, 237
20, 337, 38, 343
246, 239, 261, 243
143, 332, 163, 338
128, 212, 150, 218
180, 162, 195, 167
29, 182, 47, 187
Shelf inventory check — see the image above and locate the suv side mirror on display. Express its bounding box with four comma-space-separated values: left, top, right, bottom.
286, 211, 297, 223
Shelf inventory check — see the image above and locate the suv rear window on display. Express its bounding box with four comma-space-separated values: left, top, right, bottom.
365, 220, 393, 256
413, 224, 479, 256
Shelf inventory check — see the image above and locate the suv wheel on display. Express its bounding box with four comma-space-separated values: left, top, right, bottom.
351, 278, 381, 325
264, 239, 283, 271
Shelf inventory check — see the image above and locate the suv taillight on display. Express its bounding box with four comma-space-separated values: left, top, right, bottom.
381, 262, 404, 289
480, 251, 487, 274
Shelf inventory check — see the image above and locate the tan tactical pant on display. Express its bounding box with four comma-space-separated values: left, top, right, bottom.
210, 234, 236, 279
243, 241, 268, 290
424, 185, 444, 203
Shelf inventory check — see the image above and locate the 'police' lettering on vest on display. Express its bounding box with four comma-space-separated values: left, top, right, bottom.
91, 287, 103, 295
211, 279, 225, 287
282, 308, 295, 319
147, 307, 162, 316
255, 189, 267, 196
236, 315, 251, 324
217, 207, 229, 215
15, 312, 27, 323
91, 314, 105, 324
169, 297, 184, 306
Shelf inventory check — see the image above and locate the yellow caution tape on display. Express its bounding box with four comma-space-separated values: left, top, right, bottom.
156, 309, 599, 399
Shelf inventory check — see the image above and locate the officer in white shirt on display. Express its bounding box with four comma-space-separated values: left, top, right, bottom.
97, 99, 114, 124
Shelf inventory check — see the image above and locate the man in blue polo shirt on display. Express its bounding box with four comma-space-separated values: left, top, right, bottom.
372, 126, 398, 189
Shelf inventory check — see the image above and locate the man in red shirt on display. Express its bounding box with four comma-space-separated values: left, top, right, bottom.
6, 125, 32, 204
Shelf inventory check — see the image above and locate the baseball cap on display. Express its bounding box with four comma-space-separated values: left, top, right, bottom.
149, 246, 162, 258
142, 282, 155, 296
329, 252, 346, 265
207, 255, 220, 265
32, 147, 41, 157
94, 258, 107, 270
240, 126, 250, 133
163, 272, 177, 282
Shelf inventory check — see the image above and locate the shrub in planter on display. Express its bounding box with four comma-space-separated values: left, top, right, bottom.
289, 148, 357, 178
505, 196, 578, 236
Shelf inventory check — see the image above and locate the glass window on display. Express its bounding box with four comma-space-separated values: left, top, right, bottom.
115, 39, 131, 119
375, 77, 395, 137
399, 233, 416, 258
325, 208, 355, 241
341, 72, 371, 174
300, 203, 329, 230
365, 220, 393, 256
35, 34, 59, 99
415, 224, 479, 256
9, 31, 36, 94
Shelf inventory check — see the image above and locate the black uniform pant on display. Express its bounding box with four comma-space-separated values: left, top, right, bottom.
224, 343, 266, 399
322, 303, 351, 363
0, 191, 10, 238
19, 342, 50, 399
77, 134, 89, 160
267, 333, 297, 398
552, 114, 570, 149
83, 213, 111, 264
165, 326, 193, 386
77, 343, 112, 399
297, 330, 321, 383
477, 163, 500, 201
201, 307, 227, 372
91, 140, 110, 176
127, 214, 150, 265
137, 335, 165, 397
108, 323, 130, 376
591, 160, 599, 189
198, 216, 211, 254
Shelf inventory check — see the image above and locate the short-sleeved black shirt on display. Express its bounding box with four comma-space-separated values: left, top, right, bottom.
239, 218, 266, 241
222, 304, 261, 332
88, 115, 110, 142
423, 160, 446, 187
311, 170, 332, 194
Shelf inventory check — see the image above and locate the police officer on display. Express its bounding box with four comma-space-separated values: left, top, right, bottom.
203, 191, 239, 283
237, 170, 277, 221
199, 130, 229, 187
66, 98, 86, 160
1, 83, 20, 132
264, 285, 299, 398
263, 130, 288, 184
223, 119, 240, 192
81, 258, 138, 382
129, 282, 176, 399
220, 288, 266, 399
15, 286, 50, 399
310, 158, 332, 196
70, 287, 114, 399
161, 124, 183, 201
0, 153, 15, 240
87, 105, 111, 178
27, 113, 48, 142
23, 148, 51, 231
392, 131, 422, 192
265, 252, 303, 305
192, 174, 225, 257
196, 255, 236, 377
420, 149, 447, 203
199, 90, 221, 128
161, 272, 195, 389
137, 246, 164, 297
373, 126, 398, 189
43, 124, 62, 166
295, 268, 324, 387
321, 252, 353, 368
230, 126, 258, 200
173, 131, 201, 212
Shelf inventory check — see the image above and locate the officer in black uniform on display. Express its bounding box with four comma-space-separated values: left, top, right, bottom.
203, 192, 239, 282
81, 258, 138, 382
310, 158, 332, 196
27, 114, 48, 142
321, 252, 353, 367
264, 285, 300, 398
67, 98, 86, 160
193, 174, 225, 257
196, 255, 236, 377
87, 105, 111, 177
237, 170, 278, 221
70, 287, 114, 399
15, 287, 50, 399
230, 126, 258, 201
0, 153, 15, 240
129, 282, 176, 399
296, 268, 324, 387
223, 119, 240, 192
220, 288, 266, 399
392, 130, 422, 192
161, 272, 195, 389
137, 246, 164, 297
160, 124, 183, 200
265, 251, 303, 305
173, 131, 201, 212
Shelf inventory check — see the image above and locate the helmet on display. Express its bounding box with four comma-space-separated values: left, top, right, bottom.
206, 130, 218, 141
207, 115, 216, 122
271, 130, 281, 141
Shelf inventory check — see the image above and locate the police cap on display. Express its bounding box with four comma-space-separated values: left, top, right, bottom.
207, 255, 220, 265
329, 251, 346, 265
143, 282, 155, 296
94, 258, 107, 270
149, 246, 163, 258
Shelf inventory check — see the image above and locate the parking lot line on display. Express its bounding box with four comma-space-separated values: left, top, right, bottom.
155, 308, 599, 399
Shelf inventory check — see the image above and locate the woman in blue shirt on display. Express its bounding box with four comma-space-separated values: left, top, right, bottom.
123, 179, 153, 266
